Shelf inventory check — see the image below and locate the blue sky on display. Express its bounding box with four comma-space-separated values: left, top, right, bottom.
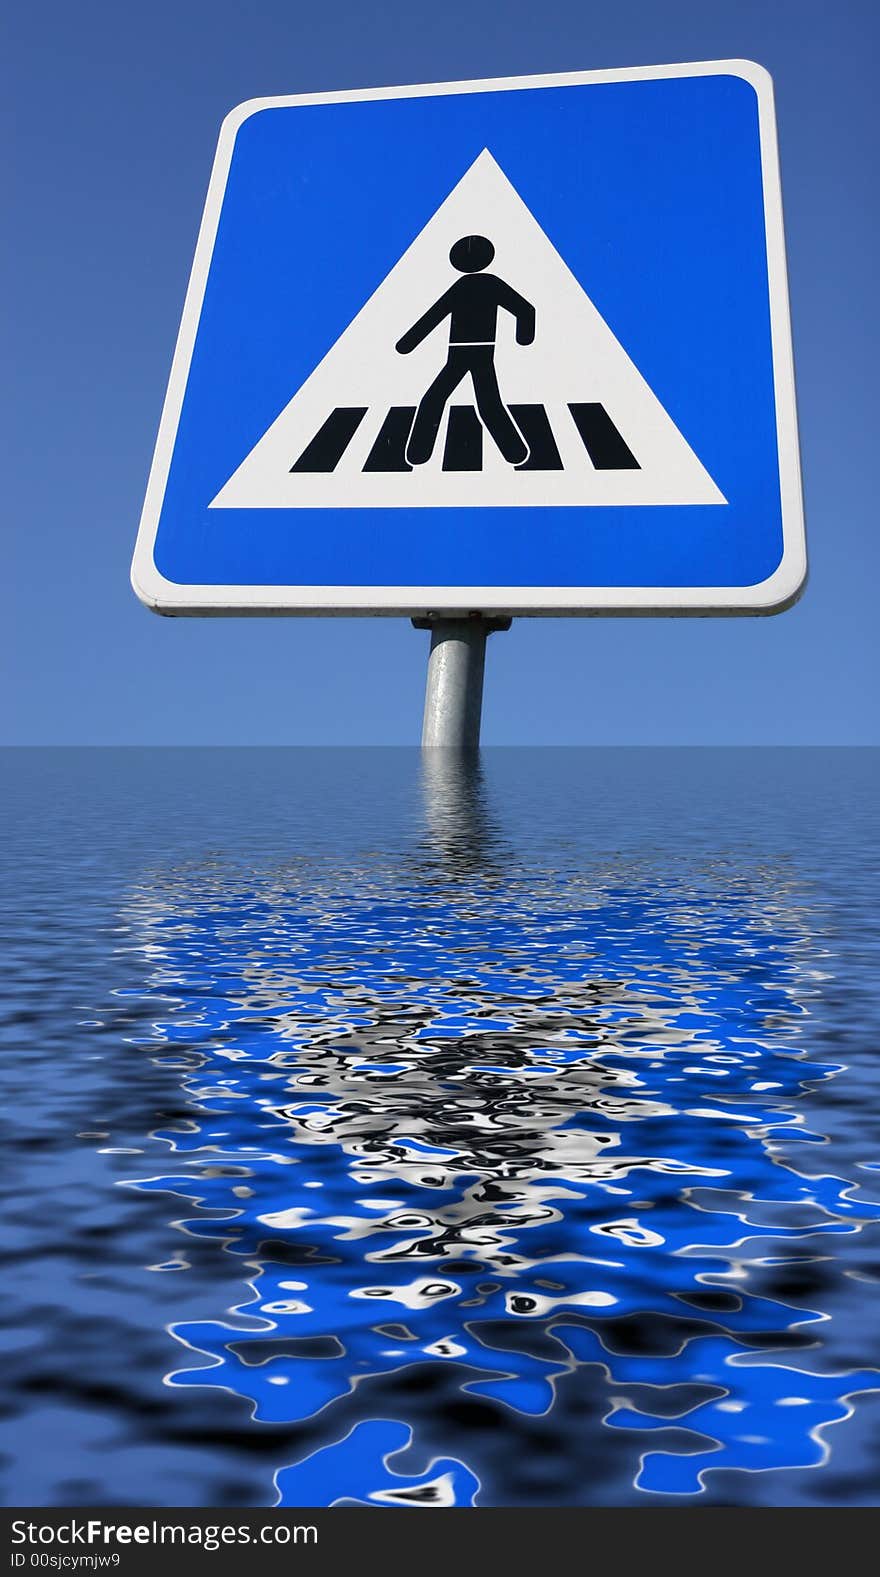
4, 0, 877, 743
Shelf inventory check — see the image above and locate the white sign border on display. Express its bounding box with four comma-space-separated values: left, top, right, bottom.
131, 60, 807, 618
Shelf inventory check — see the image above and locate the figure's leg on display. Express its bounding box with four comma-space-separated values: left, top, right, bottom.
407, 356, 467, 465
471, 357, 529, 465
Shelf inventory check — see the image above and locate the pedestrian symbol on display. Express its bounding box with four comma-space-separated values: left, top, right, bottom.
210, 151, 725, 511
398, 233, 535, 467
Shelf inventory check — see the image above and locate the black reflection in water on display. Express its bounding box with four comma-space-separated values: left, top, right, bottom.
103, 756, 880, 1506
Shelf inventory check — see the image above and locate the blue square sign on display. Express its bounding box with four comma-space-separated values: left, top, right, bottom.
131, 62, 806, 616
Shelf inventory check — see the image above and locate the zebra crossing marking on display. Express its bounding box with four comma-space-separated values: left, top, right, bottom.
290, 401, 639, 476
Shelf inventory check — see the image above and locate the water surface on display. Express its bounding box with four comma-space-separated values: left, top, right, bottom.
1, 748, 878, 1506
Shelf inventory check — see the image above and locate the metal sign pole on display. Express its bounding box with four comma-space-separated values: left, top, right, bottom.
412, 617, 511, 748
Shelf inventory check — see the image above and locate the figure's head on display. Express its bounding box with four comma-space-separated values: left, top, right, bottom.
449, 235, 495, 273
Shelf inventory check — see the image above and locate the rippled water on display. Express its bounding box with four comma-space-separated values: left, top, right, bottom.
2, 748, 879, 1507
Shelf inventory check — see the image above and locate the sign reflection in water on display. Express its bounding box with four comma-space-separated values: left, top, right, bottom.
121, 755, 880, 1506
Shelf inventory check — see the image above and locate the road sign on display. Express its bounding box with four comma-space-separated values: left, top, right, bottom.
131, 62, 806, 617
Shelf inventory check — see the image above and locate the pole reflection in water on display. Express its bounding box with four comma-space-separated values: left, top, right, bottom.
419, 750, 503, 876
117, 754, 880, 1506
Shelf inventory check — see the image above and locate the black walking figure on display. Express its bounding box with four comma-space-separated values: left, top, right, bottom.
396, 235, 535, 467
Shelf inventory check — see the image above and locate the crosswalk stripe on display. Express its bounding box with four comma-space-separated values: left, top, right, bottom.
289, 406, 366, 473
509, 404, 563, 471
569, 403, 640, 470
443, 406, 483, 471
363, 407, 416, 472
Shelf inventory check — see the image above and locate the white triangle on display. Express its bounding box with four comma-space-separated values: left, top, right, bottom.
210, 150, 726, 510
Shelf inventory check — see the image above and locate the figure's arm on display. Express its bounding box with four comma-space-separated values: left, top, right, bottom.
496, 281, 536, 346
395, 287, 456, 354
